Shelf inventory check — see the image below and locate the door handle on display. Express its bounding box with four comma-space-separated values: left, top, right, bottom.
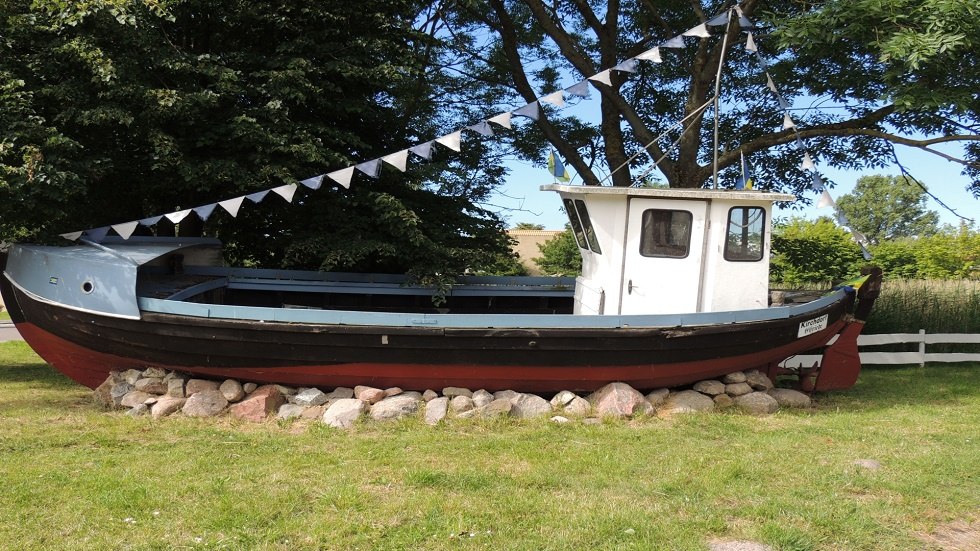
628, 279, 635, 295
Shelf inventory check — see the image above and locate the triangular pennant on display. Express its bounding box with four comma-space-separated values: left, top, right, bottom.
300, 175, 324, 190
488, 112, 512, 129
466, 121, 494, 136
801, 152, 815, 171
165, 209, 192, 224
859, 242, 872, 261
271, 183, 299, 202
735, 6, 755, 29
636, 47, 663, 63
565, 80, 591, 97
434, 130, 462, 152
139, 215, 163, 227
588, 70, 612, 87
782, 113, 796, 129
540, 90, 566, 107
810, 173, 825, 192
852, 228, 869, 243
778, 96, 790, 110
192, 203, 217, 221
836, 211, 849, 226
327, 166, 355, 189
245, 190, 269, 203
818, 190, 836, 209
83, 226, 110, 242
612, 59, 638, 73
746, 32, 757, 52
355, 159, 382, 178
218, 196, 245, 218
60, 231, 84, 241
766, 74, 778, 93
662, 35, 686, 48
381, 150, 409, 171
409, 142, 434, 159
682, 23, 710, 38
706, 12, 730, 26
111, 221, 140, 240
512, 101, 540, 121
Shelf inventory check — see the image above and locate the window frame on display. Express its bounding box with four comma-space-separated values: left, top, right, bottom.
638, 208, 693, 259
723, 206, 766, 262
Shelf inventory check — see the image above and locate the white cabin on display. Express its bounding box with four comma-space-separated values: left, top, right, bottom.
542, 184, 795, 315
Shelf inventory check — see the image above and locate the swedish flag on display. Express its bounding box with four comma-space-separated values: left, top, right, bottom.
548, 149, 571, 182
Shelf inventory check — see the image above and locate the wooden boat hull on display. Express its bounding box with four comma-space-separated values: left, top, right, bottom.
2, 272, 854, 392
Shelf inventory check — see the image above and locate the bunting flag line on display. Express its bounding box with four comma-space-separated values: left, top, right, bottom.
548, 149, 571, 183
218, 197, 245, 217
818, 190, 836, 208
64, 5, 768, 242
84, 227, 110, 242
801, 152, 815, 171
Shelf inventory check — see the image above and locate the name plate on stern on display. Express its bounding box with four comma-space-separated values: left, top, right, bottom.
797, 314, 829, 338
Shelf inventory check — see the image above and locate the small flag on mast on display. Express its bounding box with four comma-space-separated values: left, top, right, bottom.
736, 151, 754, 190
548, 149, 571, 182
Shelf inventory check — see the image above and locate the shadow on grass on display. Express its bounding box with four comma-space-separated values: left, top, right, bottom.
812, 363, 980, 412
0, 342, 79, 390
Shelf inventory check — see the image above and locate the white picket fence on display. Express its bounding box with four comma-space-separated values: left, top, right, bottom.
780, 330, 980, 368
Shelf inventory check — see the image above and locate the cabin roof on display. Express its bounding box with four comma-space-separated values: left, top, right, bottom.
541, 184, 795, 203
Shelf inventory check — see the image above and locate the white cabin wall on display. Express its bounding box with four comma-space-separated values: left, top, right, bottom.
701, 200, 772, 312
567, 193, 628, 315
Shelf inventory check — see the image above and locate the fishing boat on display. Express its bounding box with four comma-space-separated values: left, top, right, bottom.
0, 183, 880, 393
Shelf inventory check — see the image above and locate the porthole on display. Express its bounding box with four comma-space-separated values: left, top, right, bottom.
81, 280, 95, 294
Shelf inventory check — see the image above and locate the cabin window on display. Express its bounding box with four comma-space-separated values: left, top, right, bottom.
639, 209, 692, 258
563, 198, 602, 254
724, 207, 766, 262
574, 200, 602, 254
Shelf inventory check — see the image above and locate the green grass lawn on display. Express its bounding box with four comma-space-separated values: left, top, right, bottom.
0, 341, 977, 550
0, 309, 10, 321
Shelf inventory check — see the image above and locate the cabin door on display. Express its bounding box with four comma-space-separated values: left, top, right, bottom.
620, 199, 708, 315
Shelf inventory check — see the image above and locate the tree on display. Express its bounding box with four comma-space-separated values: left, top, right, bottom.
770, 217, 864, 284
533, 226, 581, 276
513, 222, 545, 230
836, 175, 939, 244
423, 0, 978, 203
0, 0, 515, 282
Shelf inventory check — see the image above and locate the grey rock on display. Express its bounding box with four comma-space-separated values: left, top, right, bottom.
734, 391, 779, 415
354, 386, 385, 405
219, 379, 245, 402
550, 390, 578, 408
424, 397, 449, 426
181, 389, 228, 417
472, 389, 493, 407
493, 389, 519, 402
322, 399, 368, 429
109, 382, 135, 408
92, 378, 115, 409
141, 367, 167, 379
326, 387, 354, 400
422, 389, 439, 402
645, 388, 670, 407
134, 377, 167, 395
725, 382, 754, 397
450, 395, 475, 414
767, 388, 811, 408
442, 386, 473, 399
588, 382, 652, 418
166, 378, 186, 398
185, 379, 220, 396
721, 371, 747, 384
369, 394, 421, 421
510, 393, 553, 419
126, 403, 150, 417
151, 396, 186, 419
121, 369, 143, 385
659, 390, 715, 415
564, 396, 591, 417
745, 369, 775, 391
277, 404, 307, 420
274, 384, 297, 396
293, 388, 330, 407
383, 387, 403, 397
458, 398, 512, 419
242, 382, 258, 394
550, 415, 570, 424
399, 391, 423, 401
713, 393, 735, 409
693, 380, 726, 396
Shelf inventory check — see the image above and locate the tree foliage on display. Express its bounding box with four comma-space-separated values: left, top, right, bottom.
422, 0, 978, 204
0, 0, 513, 281
770, 217, 865, 284
836, 174, 939, 244
533, 226, 581, 276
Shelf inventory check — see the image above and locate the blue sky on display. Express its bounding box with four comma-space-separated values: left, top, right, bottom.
490, 142, 978, 230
